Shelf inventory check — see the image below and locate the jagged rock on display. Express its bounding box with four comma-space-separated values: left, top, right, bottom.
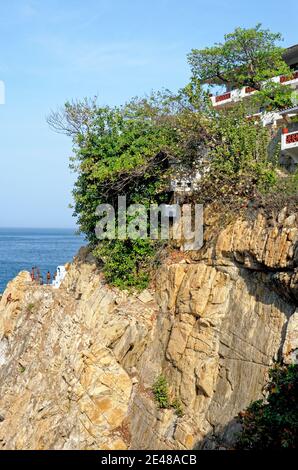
283, 310, 298, 364
0, 263, 156, 450
137, 290, 154, 303
0, 208, 296, 450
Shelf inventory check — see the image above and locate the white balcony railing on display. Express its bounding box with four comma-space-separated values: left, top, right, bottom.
281, 129, 298, 163
281, 130, 298, 151
211, 71, 298, 108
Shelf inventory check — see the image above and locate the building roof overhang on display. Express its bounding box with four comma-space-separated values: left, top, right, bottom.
283, 44, 298, 66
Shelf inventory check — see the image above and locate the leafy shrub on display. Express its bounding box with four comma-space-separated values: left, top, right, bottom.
26, 303, 36, 313
270, 169, 298, 196
153, 375, 171, 409
93, 239, 158, 291
171, 398, 184, 417
236, 364, 298, 449
48, 26, 290, 289
152, 375, 184, 416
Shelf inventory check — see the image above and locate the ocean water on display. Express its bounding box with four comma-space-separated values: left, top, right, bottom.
0, 228, 85, 293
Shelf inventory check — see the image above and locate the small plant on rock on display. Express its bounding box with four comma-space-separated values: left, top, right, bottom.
18, 364, 26, 373
152, 375, 171, 409
236, 364, 298, 449
171, 398, 184, 418
152, 375, 184, 416
26, 303, 35, 313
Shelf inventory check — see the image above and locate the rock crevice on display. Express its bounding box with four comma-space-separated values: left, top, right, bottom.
0, 210, 296, 449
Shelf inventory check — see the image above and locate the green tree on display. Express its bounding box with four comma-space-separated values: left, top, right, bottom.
47, 32, 283, 289
188, 24, 292, 110
48, 96, 179, 242
195, 102, 277, 211
48, 91, 209, 289
236, 364, 298, 449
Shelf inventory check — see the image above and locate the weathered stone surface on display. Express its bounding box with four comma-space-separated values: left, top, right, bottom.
0, 208, 296, 450
129, 262, 294, 449
0, 259, 156, 449
128, 209, 297, 450
283, 310, 298, 364
137, 290, 154, 304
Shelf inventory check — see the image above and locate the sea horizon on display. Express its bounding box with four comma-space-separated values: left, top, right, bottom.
0, 227, 85, 293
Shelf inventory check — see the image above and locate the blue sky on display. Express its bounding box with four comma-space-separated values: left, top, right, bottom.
0, 0, 297, 228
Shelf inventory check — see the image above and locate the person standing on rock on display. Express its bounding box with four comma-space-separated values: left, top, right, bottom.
46, 271, 51, 285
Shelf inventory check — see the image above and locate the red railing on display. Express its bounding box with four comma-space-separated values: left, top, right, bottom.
280, 71, 298, 83
215, 92, 231, 103
245, 86, 256, 94
286, 132, 298, 145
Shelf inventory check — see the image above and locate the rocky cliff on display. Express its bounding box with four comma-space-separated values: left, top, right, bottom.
0, 207, 297, 450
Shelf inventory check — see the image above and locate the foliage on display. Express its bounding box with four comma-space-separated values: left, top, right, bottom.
192, 104, 278, 210
274, 169, 298, 195
48, 95, 182, 288
171, 398, 184, 418
18, 364, 26, 373
69, 99, 177, 242
48, 86, 211, 289
209, 105, 272, 175
26, 303, 36, 313
48, 92, 278, 288
93, 238, 158, 291
152, 375, 184, 417
236, 364, 298, 449
188, 24, 292, 111
253, 170, 298, 216
153, 375, 171, 409
47, 25, 290, 290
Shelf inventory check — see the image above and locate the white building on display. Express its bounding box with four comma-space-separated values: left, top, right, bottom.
208, 44, 298, 169
52, 266, 67, 289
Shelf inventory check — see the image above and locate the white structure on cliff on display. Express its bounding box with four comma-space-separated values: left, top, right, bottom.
52, 266, 66, 289
208, 44, 298, 169
170, 45, 298, 197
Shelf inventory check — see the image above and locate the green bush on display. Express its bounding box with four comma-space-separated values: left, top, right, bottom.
93, 238, 157, 291
152, 375, 184, 416
236, 364, 298, 449
274, 170, 298, 195
48, 26, 291, 289
152, 375, 171, 409
171, 398, 184, 418
26, 303, 36, 313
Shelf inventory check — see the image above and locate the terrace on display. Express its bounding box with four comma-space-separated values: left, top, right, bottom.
281, 129, 298, 162
210, 71, 298, 108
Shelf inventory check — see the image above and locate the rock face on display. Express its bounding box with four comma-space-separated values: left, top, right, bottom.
0, 258, 157, 449
0, 209, 297, 450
